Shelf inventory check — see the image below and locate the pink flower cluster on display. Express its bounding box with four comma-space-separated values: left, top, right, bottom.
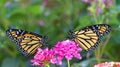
94, 62, 120, 67
102, 0, 113, 8
5, 1, 11, 7
30, 40, 82, 66
30, 48, 57, 66
53, 40, 82, 64
81, 0, 113, 15
43, 0, 48, 5
81, 0, 94, 3
82, 0, 113, 6
96, 6, 102, 15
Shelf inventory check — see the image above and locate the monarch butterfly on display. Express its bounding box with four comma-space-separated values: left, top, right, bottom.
6, 29, 47, 56
69, 24, 111, 51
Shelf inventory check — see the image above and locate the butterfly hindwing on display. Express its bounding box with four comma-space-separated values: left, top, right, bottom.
70, 24, 111, 51
6, 29, 46, 56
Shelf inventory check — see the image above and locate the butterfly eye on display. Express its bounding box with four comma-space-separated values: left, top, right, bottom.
69, 30, 73, 34
43, 36, 48, 39
68, 30, 76, 40
68, 30, 74, 37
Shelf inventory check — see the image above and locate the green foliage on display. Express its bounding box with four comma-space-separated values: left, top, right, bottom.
0, 0, 120, 67
2, 58, 20, 67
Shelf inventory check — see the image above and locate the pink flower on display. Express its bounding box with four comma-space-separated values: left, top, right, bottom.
30, 48, 58, 66
102, 0, 113, 8
96, 6, 102, 15
31, 40, 82, 66
53, 40, 82, 63
5, 1, 11, 7
94, 62, 120, 67
81, 0, 94, 3
38, 20, 45, 27
43, 0, 48, 5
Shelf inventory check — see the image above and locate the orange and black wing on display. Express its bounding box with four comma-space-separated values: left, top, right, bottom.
70, 24, 111, 51
6, 29, 46, 56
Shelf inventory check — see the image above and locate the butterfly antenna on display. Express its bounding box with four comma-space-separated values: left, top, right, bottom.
43, 30, 51, 39
42, 31, 54, 47
65, 29, 74, 40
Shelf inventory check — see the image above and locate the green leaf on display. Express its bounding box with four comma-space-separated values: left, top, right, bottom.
27, 5, 43, 15
1, 58, 20, 67
71, 58, 110, 67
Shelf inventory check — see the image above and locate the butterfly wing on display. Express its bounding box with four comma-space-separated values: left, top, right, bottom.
71, 24, 111, 51
6, 29, 45, 56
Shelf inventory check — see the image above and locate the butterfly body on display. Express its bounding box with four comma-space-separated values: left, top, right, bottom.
69, 24, 111, 51
6, 29, 46, 56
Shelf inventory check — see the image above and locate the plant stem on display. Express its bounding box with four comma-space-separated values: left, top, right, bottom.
45, 63, 50, 67
4, 46, 15, 57
67, 59, 70, 67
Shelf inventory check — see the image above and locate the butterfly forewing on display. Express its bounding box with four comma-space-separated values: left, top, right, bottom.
6, 29, 45, 56
72, 24, 111, 51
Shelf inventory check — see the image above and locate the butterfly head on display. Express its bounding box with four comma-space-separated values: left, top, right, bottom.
68, 30, 77, 40
41, 36, 48, 45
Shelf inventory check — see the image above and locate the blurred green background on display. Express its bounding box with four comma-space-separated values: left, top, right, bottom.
0, 0, 120, 67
